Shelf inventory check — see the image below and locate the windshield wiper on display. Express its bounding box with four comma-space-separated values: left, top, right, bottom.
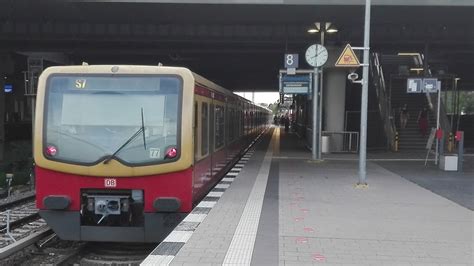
103, 108, 147, 164
141, 108, 147, 150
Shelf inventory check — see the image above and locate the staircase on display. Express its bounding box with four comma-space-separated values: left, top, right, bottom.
391, 86, 436, 150
372, 53, 447, 151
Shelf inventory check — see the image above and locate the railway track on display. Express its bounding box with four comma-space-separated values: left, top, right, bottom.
61, 242, 155, 265
0, 191, 36, 212
0, 195, 168, 264
0, 191, 53, 261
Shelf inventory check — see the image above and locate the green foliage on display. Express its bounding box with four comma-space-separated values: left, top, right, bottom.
0, 170, 30, 187
443, 91, 474, 115
460, 91, 474, 114
0, 140, 33, 188
267, 102, 279, 115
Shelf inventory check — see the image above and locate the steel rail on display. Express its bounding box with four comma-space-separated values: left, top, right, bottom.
0, 213, 40, 232
0, 227, 53, 259
0, 193, 36, 212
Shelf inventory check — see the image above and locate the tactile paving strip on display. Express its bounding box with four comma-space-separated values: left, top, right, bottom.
141, 137, 263, 265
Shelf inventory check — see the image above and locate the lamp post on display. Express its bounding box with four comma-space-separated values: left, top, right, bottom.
358, 0, 372, 185
455, 78, 461, 131
307, 22, 338, 159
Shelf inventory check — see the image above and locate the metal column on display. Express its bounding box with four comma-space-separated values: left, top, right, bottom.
0, 58, 5, 162
318, 30, 325, 159
312, 67, 319, 160
358, 0, 372, 185
435, 84, 441, 164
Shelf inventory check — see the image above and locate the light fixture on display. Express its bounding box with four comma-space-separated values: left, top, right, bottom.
398, 52, 421, 56
324, 22, 338, 33
307, 22, 337, 34
165, 147, 178, 159
410, 68, 424, 71
455, 78, 461, 81
46, 145, 58, 156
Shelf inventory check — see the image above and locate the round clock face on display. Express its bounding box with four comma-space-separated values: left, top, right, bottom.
305, 44, 328, 67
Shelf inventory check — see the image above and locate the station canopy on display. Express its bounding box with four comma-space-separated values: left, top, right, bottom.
0, 0, 473, 91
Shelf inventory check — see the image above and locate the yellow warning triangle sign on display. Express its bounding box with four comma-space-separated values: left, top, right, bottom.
335, 44, 360, 67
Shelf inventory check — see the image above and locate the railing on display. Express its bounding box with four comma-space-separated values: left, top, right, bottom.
322, 131, 359, 153
425, 91, 451, 134
370, 52, 397, 150
413, 54, 452, 135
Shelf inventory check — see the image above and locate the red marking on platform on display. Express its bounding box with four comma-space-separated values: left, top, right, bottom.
295, 237, 308, 244
304, 227, 315, 233
300, 208, 310, 213
294, 217, 304, 222
312, 253, 326, 262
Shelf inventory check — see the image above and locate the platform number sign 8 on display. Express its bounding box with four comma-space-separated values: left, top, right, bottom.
284, 54, 299, 69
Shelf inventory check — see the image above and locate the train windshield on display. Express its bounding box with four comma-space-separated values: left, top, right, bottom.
44, 75, 182, 165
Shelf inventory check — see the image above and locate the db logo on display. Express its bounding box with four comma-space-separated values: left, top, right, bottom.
104, 178, 117, 188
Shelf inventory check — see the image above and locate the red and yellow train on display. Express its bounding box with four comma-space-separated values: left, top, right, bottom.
34, 65, 270, 242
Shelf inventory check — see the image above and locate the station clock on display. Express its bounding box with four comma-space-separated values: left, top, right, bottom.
305, 44, 328, 67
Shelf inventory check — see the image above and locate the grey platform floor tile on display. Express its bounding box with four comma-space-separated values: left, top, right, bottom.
151, 242, 185, 256
174, 221, 200, 231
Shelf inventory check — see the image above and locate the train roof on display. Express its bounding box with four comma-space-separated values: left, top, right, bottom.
40, 64, 270, 112
191, 71, 271, 112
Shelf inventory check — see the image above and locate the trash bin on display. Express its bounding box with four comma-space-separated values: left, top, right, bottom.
322, 136, 330, 153
439, 155, 458, 171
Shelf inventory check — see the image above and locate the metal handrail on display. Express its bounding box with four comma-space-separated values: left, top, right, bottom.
370, 52, 397, 150
426, 92, 451, 134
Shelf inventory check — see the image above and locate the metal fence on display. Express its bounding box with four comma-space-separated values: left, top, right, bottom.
322, 131, 359, 153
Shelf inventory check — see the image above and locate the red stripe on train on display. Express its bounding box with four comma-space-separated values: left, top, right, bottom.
35, 166, 194, 212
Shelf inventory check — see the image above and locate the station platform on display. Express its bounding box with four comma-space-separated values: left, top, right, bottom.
142, 127, 473, 266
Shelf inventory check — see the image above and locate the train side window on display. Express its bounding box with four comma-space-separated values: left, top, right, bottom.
230, 109, 235, 141
241, 110, 244, 136
201, 102, 209, 156
215, 104, 225, 149
226, 107, 230, 144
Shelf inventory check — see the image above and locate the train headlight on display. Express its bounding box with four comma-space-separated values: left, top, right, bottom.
165, 147, 178, 159
45, 145, 58, 156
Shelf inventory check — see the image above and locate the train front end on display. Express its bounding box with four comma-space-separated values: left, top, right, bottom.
34, 65, 194, 242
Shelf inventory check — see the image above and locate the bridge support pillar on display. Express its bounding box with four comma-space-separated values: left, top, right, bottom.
324, 69, 347, 152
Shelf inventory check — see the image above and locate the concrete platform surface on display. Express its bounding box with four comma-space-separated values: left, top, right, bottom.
142, 128, 473, 266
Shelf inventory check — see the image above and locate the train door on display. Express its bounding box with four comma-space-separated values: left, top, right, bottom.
193, 102, 198, 162
192, 96, 212, 201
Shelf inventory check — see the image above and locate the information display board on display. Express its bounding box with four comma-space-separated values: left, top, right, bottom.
423, 78, 438, 93
407, 78, 440, 93
280, 74, 311, 94
407, 78, 423, 93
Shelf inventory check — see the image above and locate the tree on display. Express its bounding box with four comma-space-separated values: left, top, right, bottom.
459, 91, 474, 114
267, 102, 279, 115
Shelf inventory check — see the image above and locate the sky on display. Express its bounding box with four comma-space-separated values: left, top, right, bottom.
235, 92, 279, 105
